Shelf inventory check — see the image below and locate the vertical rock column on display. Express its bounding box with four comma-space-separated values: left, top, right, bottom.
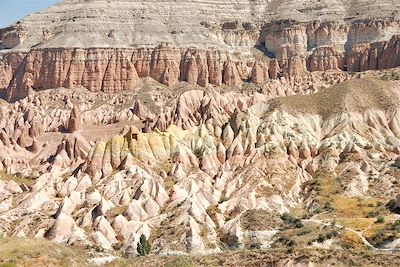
67, 106, 81, 133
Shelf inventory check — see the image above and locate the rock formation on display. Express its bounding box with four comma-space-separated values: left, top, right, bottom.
67, 105, 81, 133
0, 74, 400, 258
1, 0, 400, 265
1, 0, 400, 100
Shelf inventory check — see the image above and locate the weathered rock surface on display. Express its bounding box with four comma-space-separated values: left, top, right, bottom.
1, 1, 400, 100
0, 76, 399, 255
1, 0, 400, 262
67, 106, 81, 133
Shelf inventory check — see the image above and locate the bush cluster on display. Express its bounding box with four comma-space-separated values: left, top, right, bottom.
281, 212, 303, 228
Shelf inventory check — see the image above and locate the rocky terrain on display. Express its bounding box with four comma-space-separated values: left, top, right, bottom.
1, 0, 400, 100
1, 0, 400, 266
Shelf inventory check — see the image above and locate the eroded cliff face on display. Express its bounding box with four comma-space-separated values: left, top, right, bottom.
1, 0, 400, 100
264, 20, 400, 73
4, 46, 253, 100
1, 76, 400, 256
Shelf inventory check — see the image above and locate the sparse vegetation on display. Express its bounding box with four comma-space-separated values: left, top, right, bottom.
381, 72, 400, 81
274, 78, 399, 122
366, 210, 380, 218
0, 238, 88, 266
393, 220, 400, 232
364, 219, 400, 248
339, 231, 368, 250
0, 171, 36, 188
218, 196, 230, 204
273, 236, 296, 249
375, 216, 385, 224
368, 231, 396, 247
164, 256, 194, 267
219, 233, 240, 250
240, 210, 282, 231
281, 212, 303, 229
314, 230, 339, 243
329, 196, 388, 231
206, 205, 217, 217
248, 240, 261, 250
192, 147, 203, 158
106, 206, 127, 219
107, 247, 400, 266
323, 202, 334, 212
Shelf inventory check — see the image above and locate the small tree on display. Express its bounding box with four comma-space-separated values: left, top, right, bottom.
137, 234, 151, 256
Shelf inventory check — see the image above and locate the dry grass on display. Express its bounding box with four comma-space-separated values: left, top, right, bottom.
0, 171, 36, 188
311, 193, 389, 236
107, 248, 400, 267
363, 224, 388, 240
306, 169, 389, 230
240, 209, 282, 231
0, 238, 88, 267
338, 231, 369, 250
300, 165, 395, 249
162, 175, 175, 195
106, 206, 127, 219
317, 174, 341, 197
331, 197, 377, 217
269, 78, 399, 119
338, 218, 373, 231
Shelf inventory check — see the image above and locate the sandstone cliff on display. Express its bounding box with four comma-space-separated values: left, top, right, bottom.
1, 0, 400, 100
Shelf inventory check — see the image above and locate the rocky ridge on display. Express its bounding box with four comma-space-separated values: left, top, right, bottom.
1, 0, 400, 100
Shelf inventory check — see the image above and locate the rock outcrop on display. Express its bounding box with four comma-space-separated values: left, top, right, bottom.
1, 0, 400, 262
1, 1, 400, 100
67, 106, 81, 133
1, 76, 399, 255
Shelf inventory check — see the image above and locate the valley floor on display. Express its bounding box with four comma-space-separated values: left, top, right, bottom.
1, 237, 400, 267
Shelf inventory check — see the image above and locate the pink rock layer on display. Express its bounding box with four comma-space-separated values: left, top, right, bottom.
2, 45, 282, 101
1, 22, 400, 101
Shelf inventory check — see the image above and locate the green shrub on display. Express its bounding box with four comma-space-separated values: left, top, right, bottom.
314, 207, 323, 214
323, 202, 334, 212
218, 196, 230, 204
376, 216, 385, 224
249, 241, 261, 250
297, 229, 312, 236
287, 246, 294, 253
393, 220, 400, 232
317, 234, 326, 243
326, 230, 339, 239
137, 234, 151, 256
281, 212, 291, 221
281, 212, 303, 228
369, 231, 396, 247
275, 236, 296, 248
219, 233, 240, 249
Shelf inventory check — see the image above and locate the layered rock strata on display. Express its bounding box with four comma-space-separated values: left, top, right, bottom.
1, 0, 400, 100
